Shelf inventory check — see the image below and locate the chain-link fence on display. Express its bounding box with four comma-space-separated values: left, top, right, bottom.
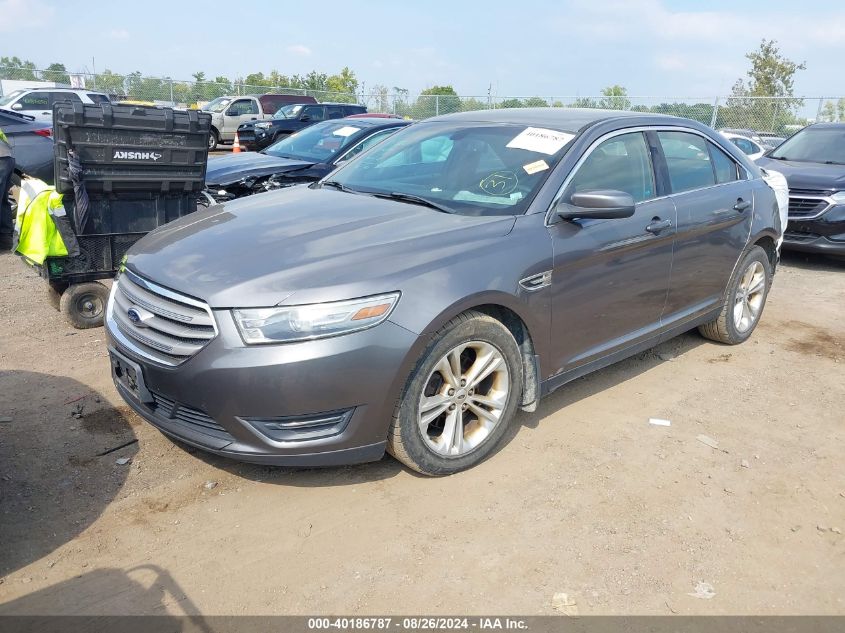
2, 67, 844, 135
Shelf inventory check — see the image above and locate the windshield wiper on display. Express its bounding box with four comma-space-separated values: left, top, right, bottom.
321, 180, 358, 193
823, 160, 845, 165
372, 192, 453, 214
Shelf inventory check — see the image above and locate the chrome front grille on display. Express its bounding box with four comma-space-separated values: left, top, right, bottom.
107, 270, 216, 365
788, 189, 834, 220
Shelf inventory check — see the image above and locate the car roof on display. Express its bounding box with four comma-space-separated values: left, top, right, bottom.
18, 87, 104, 94
428, 107, 673, 132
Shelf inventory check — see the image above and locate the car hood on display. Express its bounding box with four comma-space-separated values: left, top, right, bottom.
205, 152, 313, 186
126, 187, 516, 308
756, 157, 845, 191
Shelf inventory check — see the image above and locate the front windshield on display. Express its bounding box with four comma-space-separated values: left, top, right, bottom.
770, 126, 845, 164
0, 90, 25, 107
273, 104, 304, 119
201, 97, 232, 113
264, 120, 367, 162
326, 121, 575, 216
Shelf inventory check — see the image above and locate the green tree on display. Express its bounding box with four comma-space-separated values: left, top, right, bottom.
598, 85, 630, 110
726, 39, 806, 133
43, 62, 70, 85
499, 98, 524, 109
0, 56, 37, 80
326, 66, 358, 102
416, 85, 461, 117
89, 69, 126, 97
522, 96, 549, 108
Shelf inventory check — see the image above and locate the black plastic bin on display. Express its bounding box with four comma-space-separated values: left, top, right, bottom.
35, 102, 211, 329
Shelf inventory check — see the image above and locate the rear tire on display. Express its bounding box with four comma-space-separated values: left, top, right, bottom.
699, 246, 771, 345
387, 310, 523, 476
60, 282, 109, 329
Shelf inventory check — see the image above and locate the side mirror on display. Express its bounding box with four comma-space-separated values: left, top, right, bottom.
11, 103, 22, 110
556, 190, 636, 220
225, 108, 238, 116
299, 114, 310, 122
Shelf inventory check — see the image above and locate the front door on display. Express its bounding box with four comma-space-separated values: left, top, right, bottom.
224, 99, 259, 141
653, 130, 753, 321
547, 131, 676, 374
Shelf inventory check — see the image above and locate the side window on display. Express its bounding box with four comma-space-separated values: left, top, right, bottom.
344, 106, 365, 116
708, 142, 739, 184
566, 132, 655, 203
302, 105, 325, 121
87, 93, 111, 104
19, 92, 50, 109
326, 106, 344, 119
657, 131, 715, 193
227, 99, 257, 116
731, 137, 758, 155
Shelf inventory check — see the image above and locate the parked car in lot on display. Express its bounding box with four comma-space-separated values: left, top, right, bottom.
237, 102, 367, 151
758, 132, 787, 149
720, 131, 766, 161
204, 118, 410, 201
0, 108, 53, 183
757, 122, 845, 255
201, 94, 318, 150
106, 108, 779, 475
0, 88, 110, 122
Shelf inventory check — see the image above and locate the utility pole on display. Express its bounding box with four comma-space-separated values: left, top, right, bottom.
487, 83, 492, 109
92, 56, 96, 89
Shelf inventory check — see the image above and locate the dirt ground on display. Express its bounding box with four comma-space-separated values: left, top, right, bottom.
0, 249, 843, 616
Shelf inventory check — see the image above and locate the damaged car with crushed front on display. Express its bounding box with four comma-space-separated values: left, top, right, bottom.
106, 109, 780, 475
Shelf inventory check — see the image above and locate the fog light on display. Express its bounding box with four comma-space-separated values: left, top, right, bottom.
240, 409, 353, 442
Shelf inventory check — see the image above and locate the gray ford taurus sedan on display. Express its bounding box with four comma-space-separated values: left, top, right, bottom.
106, 108, 781, 475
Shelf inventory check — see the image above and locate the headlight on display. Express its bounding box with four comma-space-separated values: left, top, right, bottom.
831, 191, 845, 204
232, 292, 400, 344
254, 122, 272, 130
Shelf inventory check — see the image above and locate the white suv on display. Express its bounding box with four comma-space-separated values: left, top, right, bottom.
0, 88, 111, 122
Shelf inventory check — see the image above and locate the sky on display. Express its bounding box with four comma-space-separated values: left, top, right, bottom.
2, 0, 844, 98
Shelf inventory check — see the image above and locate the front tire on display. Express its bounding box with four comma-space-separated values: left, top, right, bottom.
699, 246, 772, 345
388, 311, 523, 475
208, 129, 219, 151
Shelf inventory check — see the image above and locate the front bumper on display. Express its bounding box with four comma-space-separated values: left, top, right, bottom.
106, 309, 419, 466
783, 204, 845, 255
237, 128, 273, 151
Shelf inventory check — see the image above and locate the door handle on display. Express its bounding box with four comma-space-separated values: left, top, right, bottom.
645, 218, 672, 234
733, 198, 751, 212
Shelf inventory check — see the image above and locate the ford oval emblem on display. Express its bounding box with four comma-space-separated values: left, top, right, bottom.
127, 308, 141, 324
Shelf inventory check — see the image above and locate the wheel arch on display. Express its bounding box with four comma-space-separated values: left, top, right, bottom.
751, 230, 779, 271
394, 293, 544, 413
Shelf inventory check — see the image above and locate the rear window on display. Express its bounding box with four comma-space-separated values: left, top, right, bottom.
87, 93, 111, 104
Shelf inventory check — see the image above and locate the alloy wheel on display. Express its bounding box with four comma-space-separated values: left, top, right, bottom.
733, 260, 766, 333
418, 341, 510, 457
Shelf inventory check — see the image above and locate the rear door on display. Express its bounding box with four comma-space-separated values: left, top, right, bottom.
547, 130, 676, 372
654, 130, 753, 321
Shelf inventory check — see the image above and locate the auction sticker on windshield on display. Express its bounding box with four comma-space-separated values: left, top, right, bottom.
507, 127, 574, 155
332, 126, 361, 137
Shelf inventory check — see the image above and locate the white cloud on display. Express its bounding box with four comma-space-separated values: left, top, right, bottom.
108, 28, 130, 40
0, 0, 54, 32
655, 55, 686, 72
286, 44, 311, 56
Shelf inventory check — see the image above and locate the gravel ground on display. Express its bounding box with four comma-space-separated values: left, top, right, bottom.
0, 249, 843, 616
